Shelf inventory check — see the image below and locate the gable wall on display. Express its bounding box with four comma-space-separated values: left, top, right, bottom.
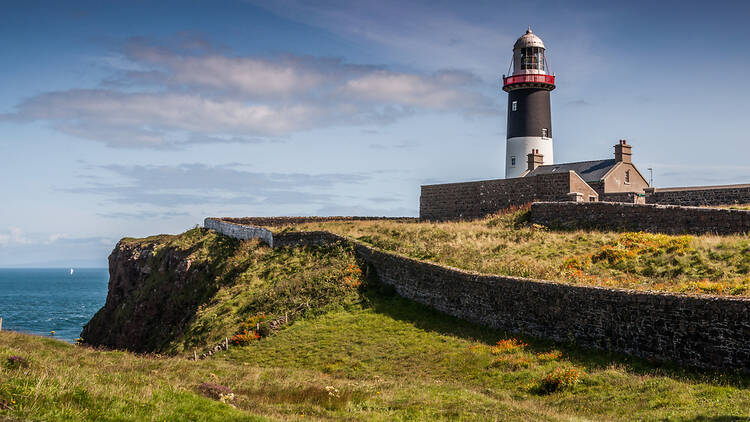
603, 162, 649, 193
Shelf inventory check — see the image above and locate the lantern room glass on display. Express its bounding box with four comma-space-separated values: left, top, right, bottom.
520, 47, 545, 71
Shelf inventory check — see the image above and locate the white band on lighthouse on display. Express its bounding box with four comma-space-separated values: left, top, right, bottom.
505, 136, 553, 179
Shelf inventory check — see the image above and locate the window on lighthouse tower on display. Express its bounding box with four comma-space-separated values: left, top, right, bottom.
511, 101, 517, 111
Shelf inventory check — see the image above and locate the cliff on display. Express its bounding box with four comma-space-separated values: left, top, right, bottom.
80, 228, 363, 354
81, 232, 223, 352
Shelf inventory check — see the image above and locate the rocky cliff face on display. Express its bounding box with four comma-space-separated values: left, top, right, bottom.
80, 228, 361, 356
81, 235, 215, 353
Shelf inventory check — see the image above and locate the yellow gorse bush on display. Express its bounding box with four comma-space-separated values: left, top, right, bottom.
592, 232, 693, 265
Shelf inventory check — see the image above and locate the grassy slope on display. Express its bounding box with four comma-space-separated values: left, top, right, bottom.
2, 228, 749, 421
282, 208, 750, 296
97, 228, 364, 355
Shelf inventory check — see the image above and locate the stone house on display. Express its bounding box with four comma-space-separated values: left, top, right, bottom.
522, 139, 649, 201
419, 139, 650, 220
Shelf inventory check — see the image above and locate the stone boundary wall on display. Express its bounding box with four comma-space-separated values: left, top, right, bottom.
420, 171, 597, 221
529, 202, 750, 235
646, 184, 750, 206
204, 218, 274, 247
204, 217, 750, 371
223, 216, 417, 227
600, 192, 645, 204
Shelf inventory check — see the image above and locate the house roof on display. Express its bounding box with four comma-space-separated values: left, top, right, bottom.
526, 159, 617, 183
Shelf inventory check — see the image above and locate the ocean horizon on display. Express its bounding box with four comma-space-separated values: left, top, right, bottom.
0, 267, 109, 343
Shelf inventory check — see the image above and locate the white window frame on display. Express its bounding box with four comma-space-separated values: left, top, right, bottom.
541, 128, 548, 138
511, 101, 517, 111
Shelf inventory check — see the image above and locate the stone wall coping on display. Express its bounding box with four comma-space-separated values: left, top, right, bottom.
420, 178, 502, 188
532, 201, 750, 214
420, 171, 579, 189
221, 216, 417, 226
646, 183, 750, 193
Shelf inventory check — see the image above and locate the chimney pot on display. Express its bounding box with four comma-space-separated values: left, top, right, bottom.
527, 149, 544, 172
615, 140, 632, 163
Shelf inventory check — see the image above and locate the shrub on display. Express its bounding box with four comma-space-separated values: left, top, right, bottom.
342, 264, 364, 288
490, 355, 532, 369
197, 382, 232, 400
536, 350, 563, 361
562, 256, 590, 271
490, 338, 528, 354
536, 367, 582, 394
230, 329, 260, 346
6, 355, 28, 369
485, 203, 532, 228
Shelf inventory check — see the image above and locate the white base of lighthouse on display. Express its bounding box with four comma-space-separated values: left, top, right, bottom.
505, 136, 553, 178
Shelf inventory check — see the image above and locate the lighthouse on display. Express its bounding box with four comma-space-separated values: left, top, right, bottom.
502, 28, 555, 178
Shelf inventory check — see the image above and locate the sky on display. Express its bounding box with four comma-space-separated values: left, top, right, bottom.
1, 0, 749, 267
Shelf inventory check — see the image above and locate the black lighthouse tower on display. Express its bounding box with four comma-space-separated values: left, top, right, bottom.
502, 28, 556, 178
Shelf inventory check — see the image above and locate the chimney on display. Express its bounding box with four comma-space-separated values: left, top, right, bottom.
527, 149, 544, 171
614, 139, 632, 163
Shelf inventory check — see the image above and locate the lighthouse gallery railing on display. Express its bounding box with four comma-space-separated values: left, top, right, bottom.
503, 74, 555, 86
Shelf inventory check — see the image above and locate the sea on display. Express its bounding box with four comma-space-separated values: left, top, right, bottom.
0, 268, 109, 343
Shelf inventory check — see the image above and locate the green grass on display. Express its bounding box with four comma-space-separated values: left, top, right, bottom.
3, 227, 749, 420
2, 294, 749, 421
279, 208, 750, 296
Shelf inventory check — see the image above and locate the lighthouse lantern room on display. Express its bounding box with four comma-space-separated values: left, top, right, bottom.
502, 27, 555, 178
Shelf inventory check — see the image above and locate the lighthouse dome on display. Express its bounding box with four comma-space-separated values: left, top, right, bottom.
513, 27, 545, 50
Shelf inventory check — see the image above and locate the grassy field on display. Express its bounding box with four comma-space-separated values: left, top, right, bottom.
2, 295, 750, 421
2, 229, 750, 421
279, 208, 750, 296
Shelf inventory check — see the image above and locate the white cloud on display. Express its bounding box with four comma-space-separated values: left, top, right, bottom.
46, 233, 71, 244
343, 70, 487, 109
0, 227, 31, 247
69, 162, 371, 207
2, 39, 494, 148
127, 44, 326, 97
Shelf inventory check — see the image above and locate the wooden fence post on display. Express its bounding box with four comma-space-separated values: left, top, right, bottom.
0, 317, 3, 332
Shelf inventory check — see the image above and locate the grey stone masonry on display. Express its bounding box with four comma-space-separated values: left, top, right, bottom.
646, 184, 750, 206
420, 171, 596, 221
204, 218, 274, 247
601, 192, 645, 204
529, 201, 750, 235
205, 216, 750, 371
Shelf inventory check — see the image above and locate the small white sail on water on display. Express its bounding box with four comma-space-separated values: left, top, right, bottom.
70, 268, 74, 275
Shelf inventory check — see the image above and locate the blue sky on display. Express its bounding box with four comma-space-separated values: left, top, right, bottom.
1, 0, 749, 266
